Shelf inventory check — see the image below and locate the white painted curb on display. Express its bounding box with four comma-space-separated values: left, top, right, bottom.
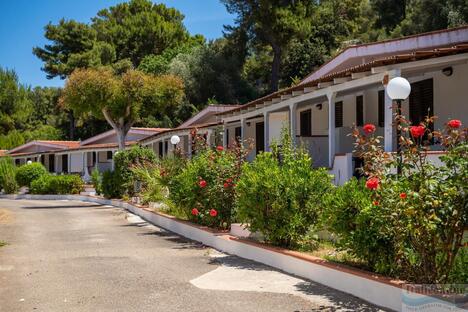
1, 194, 431, 312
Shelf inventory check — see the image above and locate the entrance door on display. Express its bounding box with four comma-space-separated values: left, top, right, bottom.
62, 155, 68, 173
256, 122, 265, 155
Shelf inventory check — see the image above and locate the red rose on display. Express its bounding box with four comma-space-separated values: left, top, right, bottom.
216, 145, 224, 151
366, 177, 380, 190
199, 180, 207, 188
209, 209, 217, 217
223, 182, 229, 188
410, 125, 425, 138
448, 119, 462, 129
226, 178, 233, 183
399, 192, 407, 199
363, 124, 376, 134
191, 208, 199, 216
373, 201, 379, 206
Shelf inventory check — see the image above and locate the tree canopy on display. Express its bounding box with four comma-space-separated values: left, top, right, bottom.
60, 67, 185, 149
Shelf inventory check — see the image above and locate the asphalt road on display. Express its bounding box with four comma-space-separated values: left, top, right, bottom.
0, 199, 386, 312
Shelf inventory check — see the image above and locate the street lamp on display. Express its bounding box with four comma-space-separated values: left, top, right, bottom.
386, 77, 411, 174
170, 135, 180, 148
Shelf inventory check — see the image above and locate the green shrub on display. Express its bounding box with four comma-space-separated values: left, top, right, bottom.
169, 145, 244, 229
321, 178, 396, 274
0, 157, 18, 194
101, 170, 122, 199
91, 167, 103, 195
30, 174, 83, 194
236, 129, 333, 247
15, 162, 47, 187
114, 146, 157, 196
131, 164, 167, 204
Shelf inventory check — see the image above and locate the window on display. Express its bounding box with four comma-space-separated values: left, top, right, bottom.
356, 95, 364, 126
62, 155, 68, 173
335, 101, 343, 128
49, 154, 55, 172
300, 109, 312, 136
15, 159, 20, 166
235, 126, 242, 142
226, 128, 229, 146
409, 79, 433, 126
164, 141, 168, 154
378, 90, 385, 127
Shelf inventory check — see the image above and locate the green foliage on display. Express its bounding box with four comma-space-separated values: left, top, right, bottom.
101, 170, 122, 199
113, 146, 158, 196
30, 174, 84, 195
236, 129, 333, 247
321, 178, 396, 273
91, 167, 103, 195
131, 164, 167, 204
15, 163, 48, 187
169, 145, 244, 229
34, 0, 194, 79
0, 158, 18, 194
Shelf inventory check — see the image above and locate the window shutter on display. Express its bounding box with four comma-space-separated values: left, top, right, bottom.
300, 109, 312, 136
225, 128, 229, 146
356, 95, 364, 126
335, 101, 343, 128
158, 142, 163, 157
409, 78, 433, 126
378, 90, 385, 127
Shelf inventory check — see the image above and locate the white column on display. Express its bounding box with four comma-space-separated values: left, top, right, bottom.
206, 130, 212, 148
328, 92, 337, 168
241, 118, 247, 148
222, 123, 227, 148
289, 103, 298, 146
111, 151, 115, 171
187, 135, 192, 158
83, 152, 90, 181
384, 69, 401, 152
264, 112, 270, 152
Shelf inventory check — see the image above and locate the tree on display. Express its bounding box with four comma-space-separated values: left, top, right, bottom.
222, 0, 314, 92
61, 67, 184, 150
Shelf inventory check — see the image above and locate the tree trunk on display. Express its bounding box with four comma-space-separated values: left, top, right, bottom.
102, 108, 133, 151
69, 110, 75, 140
270, 43, 282, 93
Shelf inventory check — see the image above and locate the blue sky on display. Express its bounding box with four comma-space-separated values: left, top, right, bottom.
0, 0, 234, 87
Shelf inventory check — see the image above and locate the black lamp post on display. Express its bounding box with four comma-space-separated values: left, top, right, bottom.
386, 77, 411, 175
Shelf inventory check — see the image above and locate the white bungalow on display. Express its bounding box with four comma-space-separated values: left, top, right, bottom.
6, 128, 167, 179
140, 104, 240, 157
218, 26, 468, 185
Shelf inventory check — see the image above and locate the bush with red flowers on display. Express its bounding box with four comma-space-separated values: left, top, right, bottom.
340, 113, 467, 283
168, 142, 247, 229
362, 123, 376, 134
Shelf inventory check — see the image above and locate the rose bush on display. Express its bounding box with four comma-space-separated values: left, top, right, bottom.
346, 116, 467, 283
168, 139, 246, 229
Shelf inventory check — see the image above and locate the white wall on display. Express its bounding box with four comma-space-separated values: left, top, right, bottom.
70, 153, 83, 173
268, 111, 289, 144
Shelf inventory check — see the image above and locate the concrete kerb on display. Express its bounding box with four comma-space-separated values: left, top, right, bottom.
1, 194, 425, 311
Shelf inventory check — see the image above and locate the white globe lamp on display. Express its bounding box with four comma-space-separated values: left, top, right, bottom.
386, 77, 411, 100
27, 160, 32, 165
170, 135, 180, 145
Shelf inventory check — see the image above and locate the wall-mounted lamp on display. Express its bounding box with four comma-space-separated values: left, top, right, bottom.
315, 104, 323, 110
246, 122, 251, 127
442, 66, 453, 77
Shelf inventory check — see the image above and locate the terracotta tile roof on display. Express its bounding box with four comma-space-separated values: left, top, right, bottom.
36, 140, 81, 148
139, 122, 221, 143
131, 127, 170, 132
219, 43, 468, 116
0, 150, 7, 157
64, 141, 137, 152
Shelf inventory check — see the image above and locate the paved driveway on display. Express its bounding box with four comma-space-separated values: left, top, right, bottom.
0, 199, 386, 312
